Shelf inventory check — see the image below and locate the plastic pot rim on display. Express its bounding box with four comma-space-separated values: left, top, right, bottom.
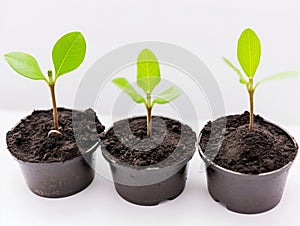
14, 141, 99, 166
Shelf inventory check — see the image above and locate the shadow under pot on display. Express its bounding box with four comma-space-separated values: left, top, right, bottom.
198, 112, 298, 214
6, 108, 105, 198
101, 116, 196, 206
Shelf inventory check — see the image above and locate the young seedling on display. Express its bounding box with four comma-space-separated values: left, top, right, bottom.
4, 32, 86, 135
223, 28, 298, 131
113, 48, 181, 136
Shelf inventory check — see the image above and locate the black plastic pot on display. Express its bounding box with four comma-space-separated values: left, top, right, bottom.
106, 161, 189, 206
15, 143, 98, 198
198, 124, 298, 214
101, 116, 196, 206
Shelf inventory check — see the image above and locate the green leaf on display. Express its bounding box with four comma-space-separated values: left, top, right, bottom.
223, 57, 248, 84
137, 48, 161, 94
52, 31, 86, 78
237, 28, 261, 78
255, 71, 299, 89
112, 77, 145, 103
4, 52, 46, 81
152, 86, 181, 105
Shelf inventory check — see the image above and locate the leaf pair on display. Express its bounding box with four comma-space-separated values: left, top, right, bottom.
223, 28, 298, 89
4, 32, 86, 84
113, 49, 180, 107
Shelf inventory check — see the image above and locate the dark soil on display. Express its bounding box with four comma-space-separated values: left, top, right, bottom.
7, 108, 105, 163
199, 111, 298, 174
101, 116, 196, 167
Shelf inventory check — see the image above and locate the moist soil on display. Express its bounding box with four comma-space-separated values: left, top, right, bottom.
7, 108, 105, 163
199, 111, 298, 174
101, 116, 196, 167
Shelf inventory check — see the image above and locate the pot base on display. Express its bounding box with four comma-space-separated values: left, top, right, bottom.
204, 163, 291, 214
18, 150, 96, 198
27, 175, 94, 198
113, 165, 187, 206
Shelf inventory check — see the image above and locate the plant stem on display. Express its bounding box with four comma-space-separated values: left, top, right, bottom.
248, 77, 254, 131
249, 90, 254, 131
146, 93, 152, 136
49, 84, 59, 130
48, 70, 59, 131
146, 106, 152, 136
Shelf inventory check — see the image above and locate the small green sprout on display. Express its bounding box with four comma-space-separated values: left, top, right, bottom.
223, 28, 298, 131
4, 32, 86, 133
113, 48, 181, 136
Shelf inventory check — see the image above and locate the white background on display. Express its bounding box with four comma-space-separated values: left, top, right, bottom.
1, 0, 300, 124
1, 0, 300, 225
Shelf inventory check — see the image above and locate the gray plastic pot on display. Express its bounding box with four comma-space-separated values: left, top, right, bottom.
198, 126, 298, 214
101, 116, 196, 206
15, 142, 98, 198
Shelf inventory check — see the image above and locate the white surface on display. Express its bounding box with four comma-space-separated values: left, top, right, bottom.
1, 0, 300, 125
1, 110, 300, 226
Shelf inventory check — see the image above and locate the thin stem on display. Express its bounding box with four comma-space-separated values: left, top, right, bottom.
249, 90, 254, 131
248, 77, 254, 131
48, 70, 59, 131
146, 107, 152, 136
49, 84, 59, 130
146, 93, 152, 136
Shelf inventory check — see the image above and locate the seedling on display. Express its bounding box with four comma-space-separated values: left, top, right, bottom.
113, 48, 181, 136
4, 31, 86, 134
223, 28, 298, 131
